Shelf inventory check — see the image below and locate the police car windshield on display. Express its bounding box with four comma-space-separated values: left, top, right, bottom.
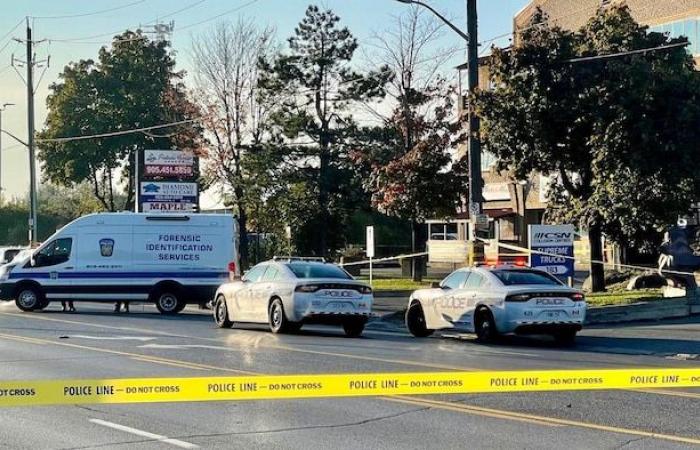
493, 270, 562, 286
287, 263, 352, 279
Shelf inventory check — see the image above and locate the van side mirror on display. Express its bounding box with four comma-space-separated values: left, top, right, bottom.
431, 281, 441, 289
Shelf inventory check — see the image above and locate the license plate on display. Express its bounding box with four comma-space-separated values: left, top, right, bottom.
329, 302, 352, 311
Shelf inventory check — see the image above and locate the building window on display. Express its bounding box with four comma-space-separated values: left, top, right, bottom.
650, 18, 699, 56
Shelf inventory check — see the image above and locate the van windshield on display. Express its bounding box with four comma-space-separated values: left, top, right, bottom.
286, 263, 352, 279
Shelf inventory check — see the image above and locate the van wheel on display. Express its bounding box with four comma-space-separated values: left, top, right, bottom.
406, 302, 434, 338
268, 298, 291, 334
15, 286, 43, 312
214, 295, 233, 328
475, 308, 498, 343
155, 290, 183, 315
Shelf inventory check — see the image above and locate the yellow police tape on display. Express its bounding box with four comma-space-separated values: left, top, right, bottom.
1, 368, 699, 407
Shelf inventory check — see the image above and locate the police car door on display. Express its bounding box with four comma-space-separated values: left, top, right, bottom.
27, 237, 75, 301
436, 270, 470, 329
459, 271, 486, 332
238, 265, 267, 321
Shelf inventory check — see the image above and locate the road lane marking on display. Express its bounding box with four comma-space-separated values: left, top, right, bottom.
89, 419, 198, 449
69, 335, 157, 342
0, 312, 478, 371
384, 396, 700, 445
0, 333, 254, 374
631, 388, 700, 400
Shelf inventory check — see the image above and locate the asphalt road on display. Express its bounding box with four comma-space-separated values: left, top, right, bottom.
0, 300, 698, 449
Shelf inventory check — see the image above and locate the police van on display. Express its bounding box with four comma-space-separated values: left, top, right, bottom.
0, 213, 238, 314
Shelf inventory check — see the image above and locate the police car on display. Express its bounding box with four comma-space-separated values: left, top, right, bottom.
213, 258, 373, 337
405, 266, 586, 344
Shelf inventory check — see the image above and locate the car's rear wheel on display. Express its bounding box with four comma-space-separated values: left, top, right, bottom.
553, 329, 577, 346
406, 302, 434, 338
213, 295, 233, 328
15, 286, 43, 312
343, 320, 365, 338
154, 290, 183, 315
268, 298, 292, 334
474, 308, 498, 343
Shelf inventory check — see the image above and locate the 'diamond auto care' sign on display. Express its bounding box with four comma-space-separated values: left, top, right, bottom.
528, 224, 575, 277
140, 182, 198, 213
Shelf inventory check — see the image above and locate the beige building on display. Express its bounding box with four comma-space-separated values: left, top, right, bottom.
515, 0, 700, 65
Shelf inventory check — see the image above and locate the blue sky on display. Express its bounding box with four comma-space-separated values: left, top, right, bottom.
0, 0, 529, 200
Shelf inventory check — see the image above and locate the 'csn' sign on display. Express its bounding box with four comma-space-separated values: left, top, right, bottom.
528, 224, 575, 277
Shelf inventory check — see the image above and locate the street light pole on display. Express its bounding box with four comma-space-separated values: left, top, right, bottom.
395, 0, 483, 217
0, 103, 14, 202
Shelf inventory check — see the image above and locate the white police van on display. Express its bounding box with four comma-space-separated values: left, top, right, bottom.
0, 213, 238, 314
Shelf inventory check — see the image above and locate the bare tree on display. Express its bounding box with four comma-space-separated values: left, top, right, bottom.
192, 19, 276, 269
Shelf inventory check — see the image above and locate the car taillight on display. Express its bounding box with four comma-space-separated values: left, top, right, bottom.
570, 293, 585, 302
227, 262, 237, 281
359, 285, 373, 294
505, 294, 531, 302
295, 284, 320, 293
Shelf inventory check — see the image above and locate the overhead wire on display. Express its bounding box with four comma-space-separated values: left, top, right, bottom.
30, 1, 146, 20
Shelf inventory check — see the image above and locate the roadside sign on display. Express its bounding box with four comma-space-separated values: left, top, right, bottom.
144, 150, 195, 178
528, 224, 575, 277
366, 226, 375, 259
140, 182, 198, 213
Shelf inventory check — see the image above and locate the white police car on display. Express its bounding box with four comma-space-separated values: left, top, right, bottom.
213, 258, 373, 337
405, 266, 586, 344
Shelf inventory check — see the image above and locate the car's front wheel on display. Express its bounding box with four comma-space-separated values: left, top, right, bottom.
474, 308, 499, 343
213, 295, 233, 328
406, 302, 434, 338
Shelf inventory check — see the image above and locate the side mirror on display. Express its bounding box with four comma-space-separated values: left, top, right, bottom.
431, 281, 441, 289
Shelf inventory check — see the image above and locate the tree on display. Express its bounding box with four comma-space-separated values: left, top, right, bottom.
259, 5, 391, 257
475, 6, 700, 291
192, 19, 276, 269
38, 31, 203, 211
351, 7, 467, 279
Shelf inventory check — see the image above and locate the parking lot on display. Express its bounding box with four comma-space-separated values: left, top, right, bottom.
1, 301, 698, 449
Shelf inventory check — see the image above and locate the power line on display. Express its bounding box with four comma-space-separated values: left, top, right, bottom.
31, 1, 146, 20
177, 0, 260, 31
143, 0, 208, 24
564, 41, 689, 63
36, 118, 202, 143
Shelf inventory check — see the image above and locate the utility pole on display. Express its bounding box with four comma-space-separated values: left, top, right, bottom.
12, 18, 47, 245
0, 103, 15, 202
465, 0, 482, 217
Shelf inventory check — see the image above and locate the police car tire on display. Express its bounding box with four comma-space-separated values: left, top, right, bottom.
214, 295, 233, 328
343, 320, 365, 338
475, 308, 498, 343
154, 290, 183, 315
553, 329, 577, 346
406, 302, 434, 338
15, 286, 44, 312
269, 298, 291, 334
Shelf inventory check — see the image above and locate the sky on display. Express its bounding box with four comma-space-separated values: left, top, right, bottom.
0, 0, 530, 206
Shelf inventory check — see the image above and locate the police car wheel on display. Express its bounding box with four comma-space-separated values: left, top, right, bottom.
343, 320, 365, 338
15, 287, 43, 312
155, 292, 182, 315
475, 308, 498, 343
214, 295, 233, 328
268, 298, 291, 334
553, 329, 577, 346
406, 302, 434, 338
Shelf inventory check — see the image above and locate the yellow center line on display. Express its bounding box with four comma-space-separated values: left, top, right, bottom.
383, 396, 700, 445
0, 332, 256, 375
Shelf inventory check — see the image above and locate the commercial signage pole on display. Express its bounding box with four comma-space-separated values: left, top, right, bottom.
134, 149, 140, 213
366, 226, 375, 285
